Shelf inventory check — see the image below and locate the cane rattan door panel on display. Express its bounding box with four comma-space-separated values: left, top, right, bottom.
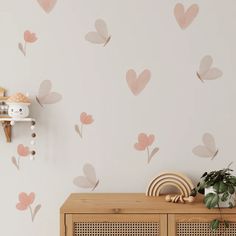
168, 214, 236, 236
65, 214, 167, 236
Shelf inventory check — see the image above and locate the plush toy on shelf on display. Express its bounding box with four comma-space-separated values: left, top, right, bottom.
0, 89, 37, 147
7, 93, 30, 119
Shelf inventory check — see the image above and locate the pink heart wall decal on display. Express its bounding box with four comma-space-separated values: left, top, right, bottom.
126, 69, 151, 96
174, 3, 199, 29
37, 0, 57, 13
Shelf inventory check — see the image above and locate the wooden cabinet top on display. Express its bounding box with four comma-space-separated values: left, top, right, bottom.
60, 193, 236, 214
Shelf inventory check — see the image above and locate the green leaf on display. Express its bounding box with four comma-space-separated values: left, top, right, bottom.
210, 219, 220, 231
230, 177, 236, 185
213, 182, 228, 194
221, 192, 229, 202
224, 220, 229, 228
229, 202, 234, 208
204, 193, 219, 209
198, 187, 205, 195
213, 182, 220, 193
206, 180, 214, 188
190, 189, 197, 197
228, 185, 235, 194
201, 172, 208, 178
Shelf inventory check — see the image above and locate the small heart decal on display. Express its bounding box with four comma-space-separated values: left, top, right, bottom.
174, 3, 199, 29
126, 69, 151, 96
37, 0, 57, 13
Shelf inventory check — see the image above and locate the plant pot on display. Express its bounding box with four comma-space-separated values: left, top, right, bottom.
205, 186, 236, 208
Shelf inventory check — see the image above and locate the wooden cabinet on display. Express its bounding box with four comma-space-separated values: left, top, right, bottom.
168, 214, 236, 236
60, 193, 236, 236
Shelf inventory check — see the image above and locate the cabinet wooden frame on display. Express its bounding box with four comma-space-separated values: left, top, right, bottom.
64, 214, 167, 236
168, 214, 236, 236
60, 193, 236, 236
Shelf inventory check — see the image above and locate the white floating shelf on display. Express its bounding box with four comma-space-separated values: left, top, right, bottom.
0, 118, 35, 122
0, 118, 36, 142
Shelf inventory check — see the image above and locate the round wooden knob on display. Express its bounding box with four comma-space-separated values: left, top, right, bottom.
165, 195, 171, 202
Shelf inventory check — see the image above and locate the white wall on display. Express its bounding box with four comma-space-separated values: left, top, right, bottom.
0, 0, 236, 235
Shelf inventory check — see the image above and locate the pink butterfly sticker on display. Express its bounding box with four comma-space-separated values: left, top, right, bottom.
126, 69, 151, 96
134, 133, 159, 164
73, 163, 99, 191
36, 80, 62, 107
16, 192, 41, 222
197, 55, 223, 82
174, 3, 199, 29
37, 0, 57, 13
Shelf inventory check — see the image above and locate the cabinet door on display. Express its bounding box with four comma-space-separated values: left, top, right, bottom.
65, 214, 167, 236
168, 214, 236, 236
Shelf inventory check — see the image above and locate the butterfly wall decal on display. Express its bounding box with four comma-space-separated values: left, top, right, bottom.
192, 133, 218, 159
197, 55, 223, 82
85, 19, 111, 46
36, 80, 62, 107
73, 163, 99, 191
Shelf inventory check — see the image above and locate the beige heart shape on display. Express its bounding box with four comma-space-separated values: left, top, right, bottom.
37, 0, 57, 13
174, 3, 199, 29
126, 69, 151, 96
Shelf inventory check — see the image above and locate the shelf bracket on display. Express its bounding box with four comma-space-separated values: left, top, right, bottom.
2, 121, 11, 142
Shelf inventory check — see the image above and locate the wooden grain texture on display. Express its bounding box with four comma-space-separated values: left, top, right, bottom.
60, 193, 236, 214
71, 214, 161, 222
168, 214, 236, 236
60, 213, 66, 236
61, 193, 236, 236
146, 172, 194, 197
160, 214, 167, 236
2, 121, 11, 142
168, 214, 176, 236
0, 96, 8, 101
174, 214, 236, 222
65, 214, 73, 236
66, 213, 164, 236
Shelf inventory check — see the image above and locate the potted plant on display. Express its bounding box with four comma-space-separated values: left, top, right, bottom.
191, 163, 236, 231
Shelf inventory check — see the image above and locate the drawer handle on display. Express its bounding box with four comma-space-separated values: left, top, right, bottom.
113, 208, 121, 213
